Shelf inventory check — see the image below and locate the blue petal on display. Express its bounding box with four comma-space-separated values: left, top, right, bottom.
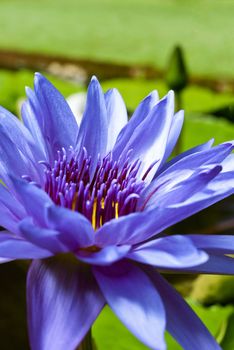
0, 105, 42, 163
0, 202, 21, 234
180, 255, 234, 275
157, 138, 214, 175
159, 110, 184, 168
93, 261, 166, 350
112, 90, 158, 160
19, 218, 67, 254
0, 183, 26, 220
95, 184, 234, 246
76, 76, 108, 174
145, 165, 222, 208
76, 245, 131, 266
159, 142, 233, 178
0, 257, 13, 264
33, 73, 79, 159
0, 232, 52, 259
148, 269, 222, 350
187, 234, 234, 254
0, 124, 40, 186
11, 177, 53, 226
113, 92, 174, 180
21, 91, 49, 161
46, 205, 94, 249
128, 235, 208, 268
27, 258, 105, 350
104, 88, 128, 152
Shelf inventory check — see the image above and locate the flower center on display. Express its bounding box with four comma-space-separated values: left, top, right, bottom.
41, 148, 145, 229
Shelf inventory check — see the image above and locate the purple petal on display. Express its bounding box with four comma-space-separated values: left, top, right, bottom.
0, 203, 21, 234
0, 105, 42, 163
11, 178, 52, 226
33, 73, 79, 158
77, 245, 131, 266
27, 258, 105, 350
76, 76, 108, 174
148, 165, 222, 208
46, 204, 94, 249
0, 257, 13, 264
148, 269, 222, 350
182, 254, 234, 275
157, 138, 214, 175
93, 261, 166, 350
187, 234, 234, 254
104, 88, 128, 152
113, 92, 174, 180
159, 142, 233, 178
128, 235, 208, 268
112, 90, 158, 159
159, 110, 184, 167
22, 90, 48, 161
0, 183, 26, 219
19, 218, 67, 254
96, 184, 234, 246
0, 232, 52, 259
0, 125, 39, 186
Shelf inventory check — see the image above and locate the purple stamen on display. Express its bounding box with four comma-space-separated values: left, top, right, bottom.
39, 149, 150, 228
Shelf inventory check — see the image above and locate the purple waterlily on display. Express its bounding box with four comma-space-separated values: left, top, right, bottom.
0, 73, 234, 350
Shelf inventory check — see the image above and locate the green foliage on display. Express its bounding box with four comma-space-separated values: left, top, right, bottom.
218, 313, 234, 350
0, 69, 81, 115
101, 78, 234, 114
165, 46, 188, 92
190, 275, 234, 306
0, 1, 234, 77
93, 302, 234, 349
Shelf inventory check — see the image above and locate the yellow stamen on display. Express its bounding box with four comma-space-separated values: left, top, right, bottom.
92, 199, 97, 229
115, 202, 119, 219
72, 193, 78, 211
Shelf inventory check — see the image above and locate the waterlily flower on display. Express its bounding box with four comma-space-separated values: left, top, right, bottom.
0, 73, 234, 350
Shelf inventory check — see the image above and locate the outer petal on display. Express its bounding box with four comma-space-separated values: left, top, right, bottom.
128, 235, 208, 268
0, 203, 21, 234
46, 205, 94, 249
76, 76, 108, 174
113, 92, 174, 180
11, 178, 53, 226
33, 73, 79, 158
187, 234, 234, 254
0, 125, 39, 186
27, 258, 105, 350
141, 165, 222, 209
95, 185, 234, 246
19, 218, 67, 254
21, 91, 48, 161
0, 232, 52, 259
93, 261, 166, 350
148, 269, 222, 350
158, 142, 233, 178
0, 183, 26, 220
112, 90, 158, 159
0, 106, 41, 163
76, 245, 131, 266
104, 88, 128, 152
159, 110, 184, 167
181, 255, 234, 275
157, 138, 214, 175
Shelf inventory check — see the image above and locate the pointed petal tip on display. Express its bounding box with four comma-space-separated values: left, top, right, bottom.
166, 89, 175, 100
90, 75, 100, 84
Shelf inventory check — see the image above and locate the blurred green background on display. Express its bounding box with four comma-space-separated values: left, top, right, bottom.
0, 0, 234, 349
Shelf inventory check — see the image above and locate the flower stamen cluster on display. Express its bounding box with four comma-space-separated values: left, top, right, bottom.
42, 148, 145, 229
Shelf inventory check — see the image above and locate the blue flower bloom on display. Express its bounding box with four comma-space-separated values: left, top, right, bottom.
0, 73, 233, 350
